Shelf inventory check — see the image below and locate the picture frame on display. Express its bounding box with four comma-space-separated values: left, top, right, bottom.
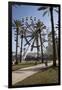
8, 1, 61, 88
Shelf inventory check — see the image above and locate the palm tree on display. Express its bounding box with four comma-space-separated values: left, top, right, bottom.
36, 20, 46, 63
55, 7, 60, 65
38, 6, 57, 66
12, 20, 21, 64
23, 19, 46, 62
19, 25, 30, 62
20, 35, 22, 62
19, 28, 24, 63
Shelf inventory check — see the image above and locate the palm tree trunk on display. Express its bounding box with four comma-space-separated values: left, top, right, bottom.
58, 7, 60, 66
36, 36, 39, 60
15, 28, 18, 64
20, 35, 23, 62
39, 31, 43, 63
50, 7, 56, 66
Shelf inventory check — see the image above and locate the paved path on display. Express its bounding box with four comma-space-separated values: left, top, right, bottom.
12, 61, 58, 85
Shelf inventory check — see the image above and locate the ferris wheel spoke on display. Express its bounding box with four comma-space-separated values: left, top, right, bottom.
24, 37, 34, 46
42, 44, 47, 49
29, 26, 35, 32
41, 33, 47, 36
26, 29, 32, 33
24, 37, 30, 45
25, 35, 32, 37
31, 38, 35, 51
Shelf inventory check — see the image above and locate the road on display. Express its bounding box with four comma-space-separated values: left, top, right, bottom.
12, 61, 58, 85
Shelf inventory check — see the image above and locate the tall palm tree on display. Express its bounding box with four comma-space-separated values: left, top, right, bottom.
20, 34, 23, 62
24, 20, 46, 62
38, 6, 57, 66
30, 20, 46, 62
36, 20, 46, 63
30, 27, 40, 61
19, 28, 24, 63
12, 20, 21, 64
19, 25, 30, 62
36, 35, 39, 60
55, 7, 60, 65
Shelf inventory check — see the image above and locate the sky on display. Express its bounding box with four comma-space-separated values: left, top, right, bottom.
12, 4, 58, 55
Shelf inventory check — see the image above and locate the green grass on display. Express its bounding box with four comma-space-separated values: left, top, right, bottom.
15, 67, 59, 86
12, 62, 41, 71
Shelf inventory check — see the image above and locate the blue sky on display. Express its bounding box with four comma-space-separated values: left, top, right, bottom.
12, 5, 58, 54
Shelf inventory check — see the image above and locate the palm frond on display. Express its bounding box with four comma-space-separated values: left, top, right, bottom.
38, 6, 48, 11
43, 10, 48, 16
14, 20, 22, 28
54, 9, 59, 13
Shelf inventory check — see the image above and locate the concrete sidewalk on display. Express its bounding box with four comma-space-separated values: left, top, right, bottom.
12, 61, 58, 85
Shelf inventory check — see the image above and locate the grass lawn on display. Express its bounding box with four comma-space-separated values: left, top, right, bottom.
15, 67, 59, 86
12, 62, 40, 71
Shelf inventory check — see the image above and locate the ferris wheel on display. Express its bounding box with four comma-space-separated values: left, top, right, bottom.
13, 17, 48, 62
20, 17, 47, 61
